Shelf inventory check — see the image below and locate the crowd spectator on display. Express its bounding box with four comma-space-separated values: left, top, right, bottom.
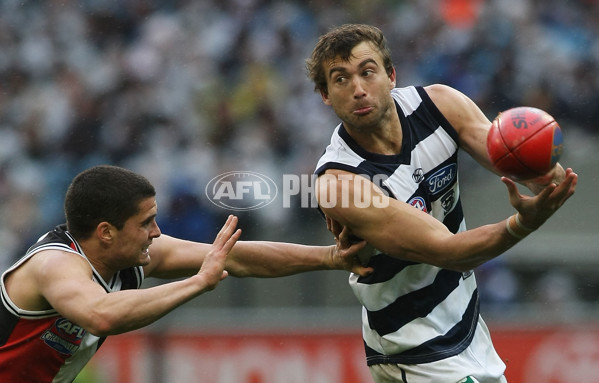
0, 0, 596, 308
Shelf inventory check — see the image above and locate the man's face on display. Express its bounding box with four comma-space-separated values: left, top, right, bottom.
112, 196, 161, 268
320, 41, 396, 131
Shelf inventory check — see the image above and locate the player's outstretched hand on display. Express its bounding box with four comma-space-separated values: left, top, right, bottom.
197, 215, 242, 291
326, 215, 374, 277
502, 167, 578, 230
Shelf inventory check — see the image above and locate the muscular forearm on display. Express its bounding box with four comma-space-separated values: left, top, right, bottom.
434, 220, 522, 271
353, 205, 523, 272
147, 236, 350, 280
226, 241, 336, 277
82, 275, 215, 336
369, 221, 520, 272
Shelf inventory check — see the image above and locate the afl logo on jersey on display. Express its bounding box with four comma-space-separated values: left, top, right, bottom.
205, 171, 278, 211
40, 318, 86, 355
408, 196, 427, 212
426, 164, 456, 194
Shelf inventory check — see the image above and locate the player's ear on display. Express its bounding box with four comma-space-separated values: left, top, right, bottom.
320, 89, 332, 106
96, 222, 116, 244
388, 66, 396, 89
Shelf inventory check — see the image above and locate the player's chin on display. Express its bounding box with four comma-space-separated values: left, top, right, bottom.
139, 249, 151, 265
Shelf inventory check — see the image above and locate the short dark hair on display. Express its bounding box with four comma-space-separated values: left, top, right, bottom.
306, 24, 394, 96
64, 165, 156, 239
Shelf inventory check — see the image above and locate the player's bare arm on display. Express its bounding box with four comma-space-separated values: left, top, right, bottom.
316, 168, 576, 271
224, 235, 372, 277
5, 216, 240, 337
424, 84, 495, 170
146, 230, 373, 280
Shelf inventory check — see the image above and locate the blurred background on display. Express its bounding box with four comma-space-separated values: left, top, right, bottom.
1, 0, 598, 382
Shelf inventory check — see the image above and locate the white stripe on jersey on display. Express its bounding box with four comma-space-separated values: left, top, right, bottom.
363, 274, 478, 355
383, 123, 459, 202
319, 126, 364, 168
391, 86, 422, 116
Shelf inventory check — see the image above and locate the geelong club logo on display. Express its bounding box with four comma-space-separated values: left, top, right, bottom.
205, 171, 278, 211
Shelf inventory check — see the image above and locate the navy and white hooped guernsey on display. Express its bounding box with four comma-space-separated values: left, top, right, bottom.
315, 86, 480, 366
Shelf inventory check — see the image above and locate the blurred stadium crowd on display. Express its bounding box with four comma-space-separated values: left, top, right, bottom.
0, 0, 597, 311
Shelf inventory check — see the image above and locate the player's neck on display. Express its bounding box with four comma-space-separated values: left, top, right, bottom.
345, 118, 402, 155
78, 240, 118, 283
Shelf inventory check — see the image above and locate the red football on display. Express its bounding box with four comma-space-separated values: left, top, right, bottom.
486, 106, 564, 180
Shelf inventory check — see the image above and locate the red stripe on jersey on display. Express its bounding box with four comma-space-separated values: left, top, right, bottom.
0, 316, 78, 382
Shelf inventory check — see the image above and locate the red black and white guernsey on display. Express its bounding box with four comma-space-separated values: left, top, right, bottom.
0, 224, 144, 383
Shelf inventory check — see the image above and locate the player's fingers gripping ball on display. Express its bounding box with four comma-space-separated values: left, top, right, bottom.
487, 106, 564, 180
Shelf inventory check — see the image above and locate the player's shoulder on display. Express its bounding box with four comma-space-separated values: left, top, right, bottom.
9, 226, 88, 283
422, 83, 463, 101
4, 248, 92, 311
30, 248, 92, 276
423, 83, 461, 98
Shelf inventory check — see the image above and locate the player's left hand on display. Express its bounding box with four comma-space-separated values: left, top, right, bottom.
502, 167, 577, 230
524, 163, 566, 195
196, 215, 241, 290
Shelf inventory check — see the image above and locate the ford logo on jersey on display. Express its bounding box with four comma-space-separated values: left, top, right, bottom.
426, 164, 456, 194
205, 171, 278, 211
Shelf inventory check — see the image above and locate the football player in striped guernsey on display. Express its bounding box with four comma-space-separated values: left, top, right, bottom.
307, 24, 577, 383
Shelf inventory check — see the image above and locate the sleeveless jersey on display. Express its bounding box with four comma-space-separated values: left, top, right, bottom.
0, 224, 144, 382
315, 86, 480, 365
